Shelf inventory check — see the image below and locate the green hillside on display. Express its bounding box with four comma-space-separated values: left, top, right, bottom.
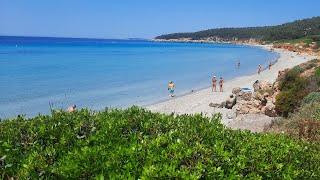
156, 16, 320, 41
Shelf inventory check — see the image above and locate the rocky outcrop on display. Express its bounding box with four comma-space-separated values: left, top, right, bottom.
253, 80, 273, 92
210, 79, 280, 117
231, 80, 279, 117
238, 91, 252, 101
277, 69, 289, 81
232, 99, 261, 115
232, 87, 241, 94
227, 114, 274, 132
263, 101, 277, 117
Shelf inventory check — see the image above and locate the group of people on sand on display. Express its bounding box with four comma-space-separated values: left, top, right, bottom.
167, 60, 274, 97
167, 76, 224, 97
211, 76, 224, 92
258, 61, 273, 74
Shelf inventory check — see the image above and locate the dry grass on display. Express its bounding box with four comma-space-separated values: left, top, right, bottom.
266, 102, 320, 142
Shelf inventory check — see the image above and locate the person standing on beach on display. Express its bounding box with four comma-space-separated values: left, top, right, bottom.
268, 61, 272, 70
168, 81, 175, 97
212, 76, 217, 92
219, 77, 224, 92
258, 64, 262, 74
237, 60, 240, 69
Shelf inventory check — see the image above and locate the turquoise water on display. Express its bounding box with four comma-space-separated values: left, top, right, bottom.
0, 36, 278, 118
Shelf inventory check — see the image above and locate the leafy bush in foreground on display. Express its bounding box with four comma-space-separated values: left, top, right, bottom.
1, 107, 320, 179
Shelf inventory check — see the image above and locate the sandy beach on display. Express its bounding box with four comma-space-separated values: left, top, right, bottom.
147, 45, 317, 130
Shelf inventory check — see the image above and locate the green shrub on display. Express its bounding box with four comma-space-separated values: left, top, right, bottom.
276, 90, 305, 117
288, 102, 320, 125
279, 67, 306, 91
281, 102, 320, 141
315, 67, 320, 78
305, 62, 317, 70
276, 67, 308, 116
302, 92, 320, 105
1, 107, 320, 179
291, 65, 304, 74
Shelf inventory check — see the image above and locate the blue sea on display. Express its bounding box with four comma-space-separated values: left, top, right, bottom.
0, 36, 278, 118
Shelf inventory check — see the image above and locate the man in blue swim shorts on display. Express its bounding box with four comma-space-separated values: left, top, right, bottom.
168, 81, 175, 97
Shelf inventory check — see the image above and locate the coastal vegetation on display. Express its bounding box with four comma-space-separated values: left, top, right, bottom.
156, 16, 320, 42
269, 98, 320, 141
1, 107, 320, 179
275, 59, 320, 117
275, 66, 309, 117
267, 59, 320, 141
275, 35, 320, 46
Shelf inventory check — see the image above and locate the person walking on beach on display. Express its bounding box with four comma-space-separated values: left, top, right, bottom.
268, 61, 272, 70
168, 81, 175, 97
212, 75, 217, 92
219, 77, 224, 92
258, 64, 262, 74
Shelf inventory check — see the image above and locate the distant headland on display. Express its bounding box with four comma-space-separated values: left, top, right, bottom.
155, 16, 320, 44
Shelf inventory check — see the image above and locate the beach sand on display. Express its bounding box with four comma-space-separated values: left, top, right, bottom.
146, 45, 317, 131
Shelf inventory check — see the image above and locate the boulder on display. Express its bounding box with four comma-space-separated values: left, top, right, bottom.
253, 99, 261, 108
242, 92, 252, 101
260, 81, 273, 91
232, 103, 249, 115
232, 87, 241, 95
234, 95, 277, 116
263, 92, 270, 97
253, 80, 272, 92
232, 100, 260, 115
253, 92, 263, 101
236, 91, 253, 101
264, 101, 277, 117
273, 82, 280, 92
231, 79, 279, 117
249, 107, 261, 114
277, 69, 289, 80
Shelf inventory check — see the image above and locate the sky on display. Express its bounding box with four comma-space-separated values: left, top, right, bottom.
0, 0, 319, 39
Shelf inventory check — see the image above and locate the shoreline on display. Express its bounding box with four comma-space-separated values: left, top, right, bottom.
144, 46, 278, 108
143, 44, 280, 108
146, 44, 317, 128
145, 44, 274, 107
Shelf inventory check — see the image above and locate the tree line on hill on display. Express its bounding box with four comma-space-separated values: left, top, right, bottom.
156, 16, 320, 41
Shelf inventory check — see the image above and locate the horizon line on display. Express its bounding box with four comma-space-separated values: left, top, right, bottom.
0, 35, 150, 41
